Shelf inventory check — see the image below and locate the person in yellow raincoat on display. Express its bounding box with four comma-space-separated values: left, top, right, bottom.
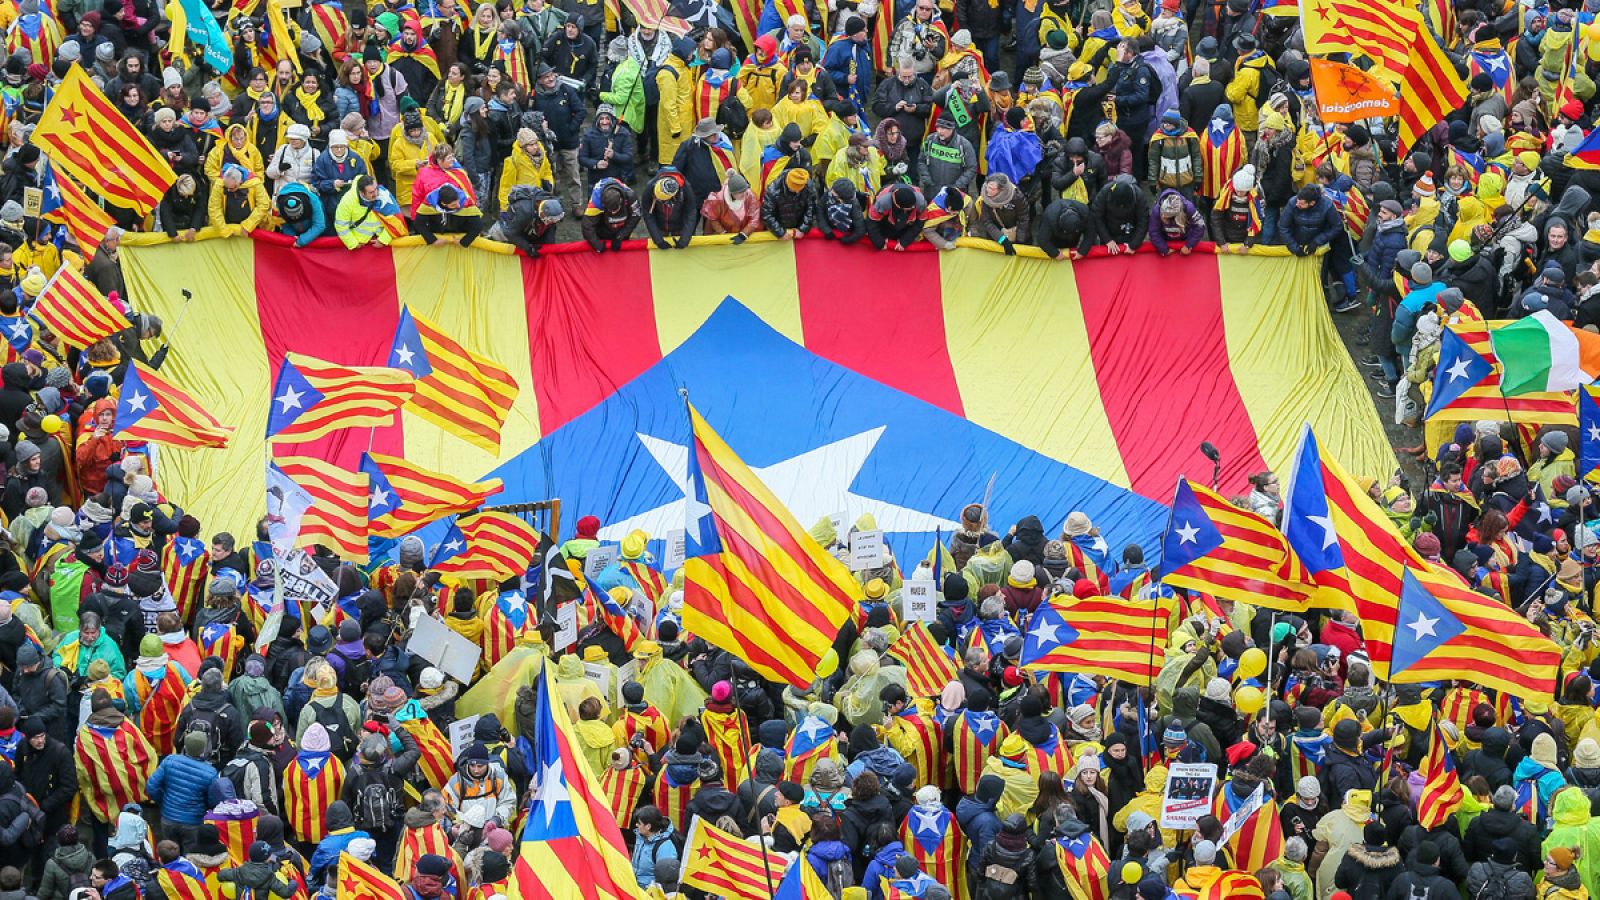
825, 133, 885, 194
773, 80, 829, 143
739, 108, 782, 196
656, 40, 695, 166
498, 128, 556, 208
837, 650, 907, 728
573, 696, 618, 778
982, 734, 1038, 820
454, 629, 547, 732
634, 640, 706, 728
553, 653, 608, 722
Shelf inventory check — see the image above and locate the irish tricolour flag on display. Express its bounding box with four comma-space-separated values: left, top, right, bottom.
1489, 310, 1600, 395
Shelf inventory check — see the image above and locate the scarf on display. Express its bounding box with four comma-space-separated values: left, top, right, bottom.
440, 81, 465, 127
294, 87, 326, 125
134, 653, 171, 674
313, 682, 340, 699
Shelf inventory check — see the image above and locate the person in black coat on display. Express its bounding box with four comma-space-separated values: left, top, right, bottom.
158, 175, 209, 240
1398, 820, 1468, 885
871, 61, 934, 152
543, 18, 598, 88
673, 119, 737, 203
1090, 175, 1150, 250
15, 718, 75, 848
0, 364, 30, 447
1002, 517, 1047, 568
1461, 727, 1515, 790
1463, 785, 1540, 868
491, 186, 565, 256
640, 171, 698, 249
148, 109, 199, 175
1321, 720, 1378, 802
1387, 842, 1460, 900
1035, 198, 1094, 259
577, 105, 636, 185
1049, 138, 1104, 204
1333, 824, 1403, 900
839, 770, 894, 872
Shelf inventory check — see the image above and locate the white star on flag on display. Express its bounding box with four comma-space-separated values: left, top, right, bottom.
533, 759, 571, 826
1031, 618, 1060, 646
1407, 612, 1439, 641
395, 344, 416, 366
1175, 522, 1200, 544
1445, 357, 1473, 381
124, 390, 149, 413
600, 428, 960, 542
369, 485, 392, 510
1307, 513, 1338, 550
275, 386, 305, 412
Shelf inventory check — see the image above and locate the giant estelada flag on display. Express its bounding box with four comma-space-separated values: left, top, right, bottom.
118, 240, 1392, 558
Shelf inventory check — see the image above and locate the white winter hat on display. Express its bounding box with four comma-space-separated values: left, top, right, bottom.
1232, 163, 1257, 192
327, 129, 349, 146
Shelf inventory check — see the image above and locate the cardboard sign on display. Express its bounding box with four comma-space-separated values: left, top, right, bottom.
584, 545, 618, 579
828, 511, 848, 541
448, 715, 481, 759
410, 614, 483, 684
1219, 783, 1266, 847
584, 661, 615, 704
1159, 763, 1219, 830
902, 580, 937, 622
849, 530, 885, 570
663, 529, 687, 571
552, 601, 578, 652
21, 187, 41, 219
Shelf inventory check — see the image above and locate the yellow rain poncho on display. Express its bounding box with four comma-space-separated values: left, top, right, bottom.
455, 631, 547, 735
635, 640, 707, 727
554, 654, 608, 722
837, 650, 908, 728
1543, 786, 1600, 897
1475, 171, 1506, 212
1448, 196, 1489, 244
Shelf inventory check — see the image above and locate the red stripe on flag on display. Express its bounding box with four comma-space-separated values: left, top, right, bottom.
523, 251, 660, 434
1074, 254, 1266, 497
256, 243, 404, 469
794, 242, 964, 415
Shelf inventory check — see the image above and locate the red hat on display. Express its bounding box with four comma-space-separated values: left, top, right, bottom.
1072, 579, 1097, 599
1563, 99, 1586, 121
576, 515, 600, 538
1554, 528, 1569, 542
1225, 740, 1257, 767
1001, 665, 1025, 687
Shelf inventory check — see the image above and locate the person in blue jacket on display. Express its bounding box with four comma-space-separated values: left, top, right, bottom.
274, 182, 326, 247
823, 17, 874, 113
147, 730, 236, 846
311, 131, 371, 222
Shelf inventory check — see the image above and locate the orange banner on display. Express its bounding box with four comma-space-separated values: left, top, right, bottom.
1310, 58, 1400, 123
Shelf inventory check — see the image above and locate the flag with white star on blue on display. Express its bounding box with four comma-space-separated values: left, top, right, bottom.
1159, 479, 1226, 574
1282, 425, 1346, 575
1426, 328, 1494, 420
1581, 385, 1600, 479
1391, 568, 1467, 676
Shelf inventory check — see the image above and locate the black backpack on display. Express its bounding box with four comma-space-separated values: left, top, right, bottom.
183, 708, 226, 764
332, 647, 372, 698
347, 765, 400, 833
717, 94, 749, 139
310, 701, 358, 759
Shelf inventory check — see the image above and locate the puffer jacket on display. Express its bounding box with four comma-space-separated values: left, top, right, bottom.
146, 754, 229, 825
630, 824, 677, 887
761, 182, 817, 236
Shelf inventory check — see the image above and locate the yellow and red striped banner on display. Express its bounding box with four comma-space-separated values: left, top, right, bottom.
34, 67, 176, 213
274, 456, 370, 562
117, 237, 1392, 555
680, 818, 792, 900
32, 263, 130, 349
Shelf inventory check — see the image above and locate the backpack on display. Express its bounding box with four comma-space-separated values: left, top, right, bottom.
1468, 862, 1510, 900
310, 700, 358, 759
347, 765, 400, 833
978, 857, 1024, 900
821, 855, 853, 899
332, 647, 372, 698
717, 94, 748, 139
183, 707, 226, 764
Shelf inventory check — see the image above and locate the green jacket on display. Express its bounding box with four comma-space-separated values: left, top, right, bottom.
1542, 787, 1600, 898
599, 58, 647, 134
52, 632, 126, 680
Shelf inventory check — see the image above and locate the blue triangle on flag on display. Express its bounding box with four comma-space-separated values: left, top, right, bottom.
1391, 569, 1467, 676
